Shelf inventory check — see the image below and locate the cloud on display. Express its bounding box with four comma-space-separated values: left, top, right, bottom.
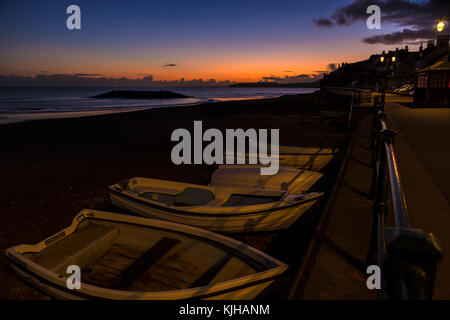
362, 28, 436, 44
313, 18, 333, 27
73, 73, 102, 77
313, 0, 448, 44
0, 74, 233, 87
162, 63, 178, 68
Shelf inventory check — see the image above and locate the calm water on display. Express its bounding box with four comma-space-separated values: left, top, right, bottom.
0, 87, 317, 124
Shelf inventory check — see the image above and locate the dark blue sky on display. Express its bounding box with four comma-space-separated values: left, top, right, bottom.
0, 0, 431, 81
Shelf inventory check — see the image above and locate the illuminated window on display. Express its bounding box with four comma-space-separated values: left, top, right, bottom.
417, 75, 428, 88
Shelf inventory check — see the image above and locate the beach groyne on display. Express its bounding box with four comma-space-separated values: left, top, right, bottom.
92, 90, 190, 99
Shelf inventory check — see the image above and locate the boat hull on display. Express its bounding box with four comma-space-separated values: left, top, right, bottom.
7, 261, 276, 300
109, 191, 318, 233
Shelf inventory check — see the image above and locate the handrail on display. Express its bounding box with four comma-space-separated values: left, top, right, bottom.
379, 119, 410, 229
368, 92, 442, 300
324, 87, 372, 103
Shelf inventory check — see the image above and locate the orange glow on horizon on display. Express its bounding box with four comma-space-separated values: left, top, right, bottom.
18, 58, 333, 83
1, 34, 405, 83
3, 42, 402, 83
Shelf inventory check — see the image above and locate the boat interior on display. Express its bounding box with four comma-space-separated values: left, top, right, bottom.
27, 218, 266, 292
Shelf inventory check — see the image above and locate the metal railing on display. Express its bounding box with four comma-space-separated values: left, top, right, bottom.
323, 87, 372, 103
368, 93, 442, 299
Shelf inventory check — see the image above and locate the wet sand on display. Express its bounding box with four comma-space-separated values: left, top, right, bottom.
0, 92, 371, 299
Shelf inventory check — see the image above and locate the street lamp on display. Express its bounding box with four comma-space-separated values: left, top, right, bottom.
436, 19, 450, 63
392, 56, 396, 62
380, 56, 385, 62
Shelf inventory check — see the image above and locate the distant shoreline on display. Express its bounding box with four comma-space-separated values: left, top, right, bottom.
0, 94, 284, 126
91, 90, 191, 99
229, 82, 320, 88
0, 87, 318, 125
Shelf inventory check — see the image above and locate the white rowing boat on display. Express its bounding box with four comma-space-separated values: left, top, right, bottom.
211, 165, 324, 194
226, 146, 339, 171
108, 177, 323, 233
5, 209, 288, 300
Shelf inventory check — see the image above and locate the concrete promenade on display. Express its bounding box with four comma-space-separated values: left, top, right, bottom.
289, 92, 449, 299
384, 94, 450, 299
289, 115, 377, 299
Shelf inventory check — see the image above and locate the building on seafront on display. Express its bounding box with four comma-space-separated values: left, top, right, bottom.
321, 34, 450, 98
414, 53, 450, 106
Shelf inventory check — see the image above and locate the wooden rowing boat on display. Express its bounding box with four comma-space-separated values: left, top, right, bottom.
5, 209, 288, 300
226, 146, 339, 171
108, 177, 323, 233
210, 165, 324, 194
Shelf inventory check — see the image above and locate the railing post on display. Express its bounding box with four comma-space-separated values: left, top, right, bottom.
370, 96, 383, 153
347, 92, 354, 130
384, 228, 442, 299
367, 125, 391, 299
369, 111, 387, 199
370, 97, 379, 161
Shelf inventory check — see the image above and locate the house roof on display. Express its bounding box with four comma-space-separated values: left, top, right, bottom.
417, 55, 450, 73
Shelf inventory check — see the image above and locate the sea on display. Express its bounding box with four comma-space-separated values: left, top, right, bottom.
0, 87, 317, 124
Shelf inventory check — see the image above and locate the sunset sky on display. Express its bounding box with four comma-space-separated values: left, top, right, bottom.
0, 0, 446, 83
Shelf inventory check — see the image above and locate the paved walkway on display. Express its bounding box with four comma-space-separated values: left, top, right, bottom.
289, 116, 377, 299
384, 94, 450, 299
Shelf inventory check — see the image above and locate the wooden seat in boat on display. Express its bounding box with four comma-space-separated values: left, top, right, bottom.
82, 237, 181, 289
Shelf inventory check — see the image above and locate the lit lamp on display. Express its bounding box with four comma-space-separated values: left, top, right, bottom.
436, 19, 450, 63
380, 56, 385, 62
392, 56, 396, 62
